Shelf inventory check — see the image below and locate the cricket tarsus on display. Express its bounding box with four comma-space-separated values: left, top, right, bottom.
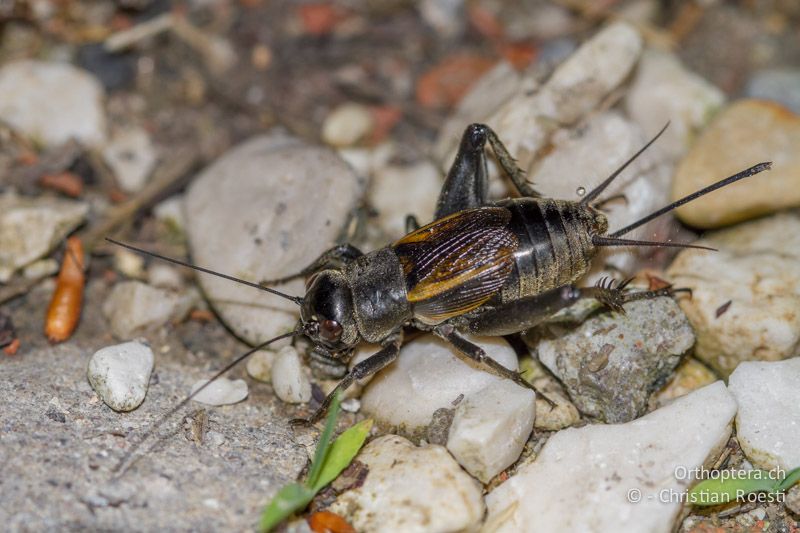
113, 330, 298, 477
105, 238, 303, 305
609, 162, 772, 238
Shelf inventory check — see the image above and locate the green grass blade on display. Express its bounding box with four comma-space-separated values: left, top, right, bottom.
306, 391, 342, 489
259, 483, 315, 532
777, 466, 800, 492
689, 470, 779, 506
312, 418, 373, 492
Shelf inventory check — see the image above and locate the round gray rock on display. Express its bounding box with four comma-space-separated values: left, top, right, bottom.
184, 133, 365, 346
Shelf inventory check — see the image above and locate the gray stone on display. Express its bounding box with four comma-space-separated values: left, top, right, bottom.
87, 341, 154, 412
538, 297, 695, 422
0, 60, 106, 147
321, 103, 374, 147
369, 161, 441, 240
0, 193, 88, 282
271, 346, 311, 404
184, 133, 364, 346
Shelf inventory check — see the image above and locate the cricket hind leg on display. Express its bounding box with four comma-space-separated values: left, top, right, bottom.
437, 124, 541, 219
291, 333, 403, 426
455, 280, 689, 337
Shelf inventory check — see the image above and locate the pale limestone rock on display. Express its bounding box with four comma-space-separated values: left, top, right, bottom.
190, 378, 248, 406
446, 380, 535, 483
0, 193, 88, 282
329, 435, 484, 533
87, 341, 154, 412
103, 127, 157, 193
369, 161, 441, 239
322, 103, 374, 147
728, 358, 800, 470
0, 60, 106, 147
184, 134, 364, 346
271, 346, 311, 404
672, 100, 800, 228
666, 213, 800, 376
483, 382, 737, 533
102, 281, 195, 339
360, 335, 519, 434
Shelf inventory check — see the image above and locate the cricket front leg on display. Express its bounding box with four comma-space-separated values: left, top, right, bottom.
290, 332, 403, 426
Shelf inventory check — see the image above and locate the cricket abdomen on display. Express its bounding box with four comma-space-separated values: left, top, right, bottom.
497, 198, 605, 300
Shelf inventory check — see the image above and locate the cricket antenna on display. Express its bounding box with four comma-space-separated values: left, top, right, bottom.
112, 329, 300, 477
592, 235, 716, 251
580, 122, 670, 206
105, 238, 303, 305
610, 162, 772, 238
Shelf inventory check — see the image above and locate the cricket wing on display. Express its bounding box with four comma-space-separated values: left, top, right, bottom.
393, 207, 518, 324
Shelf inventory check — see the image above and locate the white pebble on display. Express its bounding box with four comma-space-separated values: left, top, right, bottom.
447, 380, 535, 483
728, 358, 800, 470
245, 350, 275, 383
102, 127, 157, 193
341, 398, 361, 413
360, 335, 519, 433
271, 346, 311, 404
102, 281, 196, 339
147, 263, 184, 290
191, 378, 248, 406
0, 60, 106, 147
87, 342, 154, 412
484, 382, 737, 533
322, 103, 374, 147
329, 435, 484, 532
369, 162, 441, 239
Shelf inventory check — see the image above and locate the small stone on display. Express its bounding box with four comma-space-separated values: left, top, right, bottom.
102, 127, 157, 193
102, 281, 196, 339
245, 350, 274, 383
369, 162, 441, 239
484, 382, 737, 532
360, 335, 519, 435
190, 378, 248, 406
147, 264, 184, 290
625, 50, 725, 161
0, 193, 88, 282
271, 346, 311, 404
329, 435, 484, 532
321, 103, 374, 147
745, 68, 800, 114
184, 134, 364, 346
153, 195, 186, 233
666, 213, 800, 376
446, 380, 535, 483
531, 378, 580, 431
728, 358, 800, 471
538, 297, 695, 423
787, 485, 800, 516
672, 99, 800, 228
341, 398, 361, 413
87, 341, 154, 412
418, 0, 464, 38
0, 60, 106, 147
653, 357, 717, 407
114, 248, 146, 279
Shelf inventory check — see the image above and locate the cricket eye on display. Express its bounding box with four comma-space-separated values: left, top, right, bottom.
319, 319, 342, 341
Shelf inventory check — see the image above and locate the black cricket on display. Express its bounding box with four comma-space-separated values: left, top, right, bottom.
110, 123, 770, 439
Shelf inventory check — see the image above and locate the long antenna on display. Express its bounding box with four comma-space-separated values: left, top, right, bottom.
610, 162, 772, 238
593, 235, 716, 251
106, 238, 303, 305
580, 122, 670, 206
113, 329, 299, 476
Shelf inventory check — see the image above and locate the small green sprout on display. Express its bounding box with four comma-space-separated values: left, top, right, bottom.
688, 465, 800, 506
259, 393, 372, 532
